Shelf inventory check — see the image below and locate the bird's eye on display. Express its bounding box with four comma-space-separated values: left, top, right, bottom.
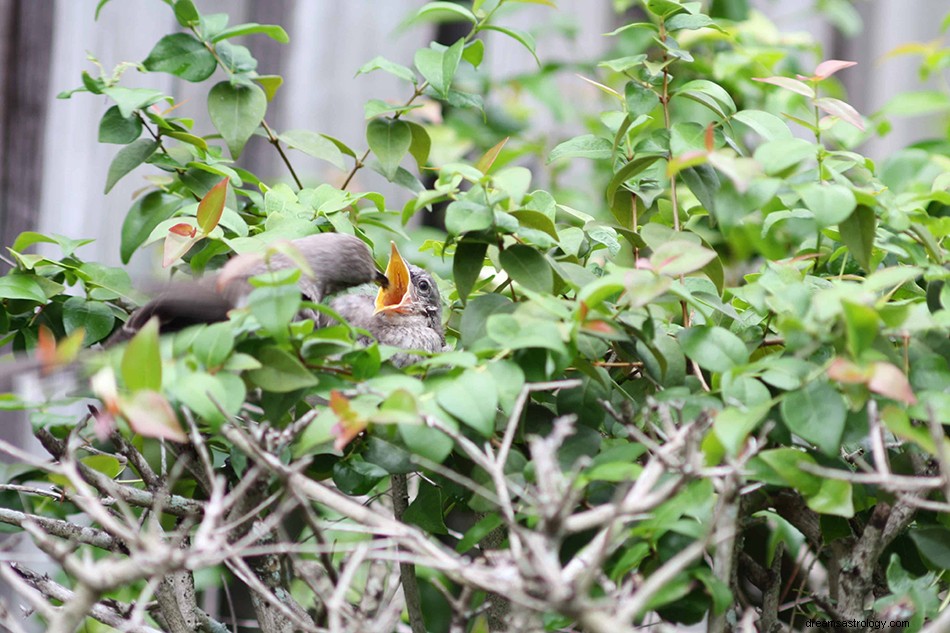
418, 279, 430, 292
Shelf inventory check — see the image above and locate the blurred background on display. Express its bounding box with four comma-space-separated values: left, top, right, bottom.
0, 0, 947, 272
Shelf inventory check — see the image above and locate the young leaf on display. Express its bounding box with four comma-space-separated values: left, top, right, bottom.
197, 177, 229, 235
162, 222, 200, 267
815, 97, 865, 131
121, 192, 181, 263
475, 137, 508, 174
414, 39, 464, 98
207, 81, 267, 158
120, 390, 187, 442
813, 59, 857, 80
751, 76, 816, 98
121, 317, 162, 393
366, 117, 412, 180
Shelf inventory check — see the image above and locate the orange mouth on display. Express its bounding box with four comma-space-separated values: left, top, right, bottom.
375, 242, 412, 314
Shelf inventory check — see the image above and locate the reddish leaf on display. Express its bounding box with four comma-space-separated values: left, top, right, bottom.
828, 357, 870, 384
813, 59, 857, 80
752, 76, 816, 98
197, 177, 229, 235
330, 390, 367, 451
163, 222, 201, 268
120, 390, 187, 442
704, 123, 714, 152
90, 367, 121, 415
868, 362, 917, 405
37, 325, 58, 373
815, 97, 865, 131
475, 137, 509, 175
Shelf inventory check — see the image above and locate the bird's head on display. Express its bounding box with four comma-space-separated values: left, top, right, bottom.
374, 243, 441, 321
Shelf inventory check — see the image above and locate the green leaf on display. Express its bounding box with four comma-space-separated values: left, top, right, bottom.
548, 135, 612, 163
909, 526, 950, 569
279, 130, 345, 170
674, 79, 737, 119
255, 75, 283, 101
436, 369, 498, 436
246, 347, 318, 393
499, 244, 554, 293
807, 478, 853, 517
753, 138, 815, 175
173, 0, 199, 26
400, 419, 454, 464
122, 317, 162, 392
414, 39, 464, 98
649, 240, 717, 276
780, 381, 846, 456
356, 56, 416, 83
797, 182, 857, 227
0, 275, 48, 304
406, 122, 431, 170
456, 513, 504, 552
606, 154, 664, 207
120, 192, 180, 264
197, 177, 228, 235
366, 118, 412, 180
192, 322, 234, 368
732, 109, 793, 141
170, 371, 245, 428
98, 106, 143, 144
625, 81, 660, 118
841, 300, 879, 358
104, 139, 159, 193
402, 480, 449, 534
62, 297, 115, 345
714, 404, 770, 456
838, 205, 876, 272
143, 33, 217, 82
646, 0, 686, 17
211, 23, 289, 44
453, 240, 487, 305
411, 1, 477, 24
102, 87, 166, 118
247, 281, 301, 339
207, 81, 267, 159
481, 25, 539, 65
462, 39, 485, 68
677, 326, 749, 373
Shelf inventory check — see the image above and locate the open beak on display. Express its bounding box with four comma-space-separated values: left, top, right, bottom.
375, 242, 413, 314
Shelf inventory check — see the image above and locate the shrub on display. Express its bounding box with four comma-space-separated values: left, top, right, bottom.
0, 1, 948, 631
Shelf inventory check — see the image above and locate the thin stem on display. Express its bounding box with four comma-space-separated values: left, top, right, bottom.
192, 26, 302, 190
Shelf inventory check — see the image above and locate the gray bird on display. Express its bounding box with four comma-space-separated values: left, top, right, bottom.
331, 243, 445, 368
112, 232, 387, 342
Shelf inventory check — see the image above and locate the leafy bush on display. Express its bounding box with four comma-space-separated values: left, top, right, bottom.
1, 0, 948, 631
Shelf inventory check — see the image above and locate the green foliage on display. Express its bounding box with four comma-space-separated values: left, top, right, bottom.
3, 0, 950, 631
